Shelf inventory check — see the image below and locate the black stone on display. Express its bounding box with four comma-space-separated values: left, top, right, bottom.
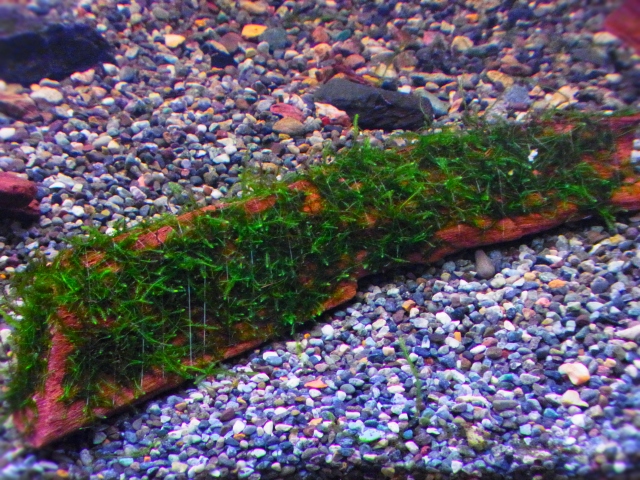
0, 23, 115, 86
313, 78, 433, 131
201, 41, 237, 69
506, 7, 533, 28
430, 333, 446, 343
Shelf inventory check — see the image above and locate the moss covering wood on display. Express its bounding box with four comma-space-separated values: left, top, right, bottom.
4, 113, 639, 428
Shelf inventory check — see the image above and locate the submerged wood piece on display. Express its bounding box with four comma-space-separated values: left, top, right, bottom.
0, 171, 39, 220
605, 0, 640, 53
15, 318, 270, 448
13, 115, 640, 448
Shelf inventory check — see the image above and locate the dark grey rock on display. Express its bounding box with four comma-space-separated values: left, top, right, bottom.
119, 66, 137, 83
0, 23, 115, 86
504, 85, 532, 108
492, 399, 519, 412
590, 276, 609, 294
475, 249, 496, 279
259, 28, 289, 51
313, 78, 433, 131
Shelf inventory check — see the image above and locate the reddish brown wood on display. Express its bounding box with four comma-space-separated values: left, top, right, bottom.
0, 172, 36, 208
0, 172, 39, 220
14, 328, 269, 448
605, 0, 640, 52
0, 92, 41, 122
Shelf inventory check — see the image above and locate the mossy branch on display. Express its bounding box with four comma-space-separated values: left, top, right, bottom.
3, 112, 636, 418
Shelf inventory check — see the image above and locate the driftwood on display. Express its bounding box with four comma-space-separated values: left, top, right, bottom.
0, 171, 39, 220
605, 0, 640, 53
13, 114, 640, 448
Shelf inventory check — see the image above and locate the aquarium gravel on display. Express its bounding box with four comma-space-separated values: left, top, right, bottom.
0, 0, 639, 479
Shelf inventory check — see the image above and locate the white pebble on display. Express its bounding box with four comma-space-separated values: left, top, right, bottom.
286, 377, 300, 388
616, 324, 640, 340
70, 205, 85, 217
470, 345, 486, 355
91, 133, 111, 148
70, 69, 95, 85
309, 389, 322, 398
558, 362, 591, 386
107, 140, 122, 154
232, 420, 246, 434
321, 324, 334, 337
593, 31, 619, 45
210, 189, 223, 200
445, 337, 460, 349
0, 128, 16, 141
275, 423, 292, 432
435, 312, 451, 326
223, 145, 238, 155
570, 413, 586, 428
608, 260, 625, 273
263, 421, 273, 435
250, 448, 266, 458
165, 34, 186, 48
0, 329, 11, 345
387, 385, 405, 394
372, 318, 386, 330
213, 153, 230, 164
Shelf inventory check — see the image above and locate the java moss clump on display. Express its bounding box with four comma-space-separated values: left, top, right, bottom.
3, 113, 633, 417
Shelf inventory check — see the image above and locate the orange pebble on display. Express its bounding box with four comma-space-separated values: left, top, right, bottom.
548, 279, 567, 289
304, 379, 328, 389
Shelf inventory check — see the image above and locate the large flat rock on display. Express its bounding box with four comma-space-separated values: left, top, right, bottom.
314, 77, 433, 131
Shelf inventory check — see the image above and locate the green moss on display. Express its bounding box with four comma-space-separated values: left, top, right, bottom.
3, 112, 635, 419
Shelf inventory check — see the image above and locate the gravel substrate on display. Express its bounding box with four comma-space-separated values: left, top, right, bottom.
1, 0, 640, 479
